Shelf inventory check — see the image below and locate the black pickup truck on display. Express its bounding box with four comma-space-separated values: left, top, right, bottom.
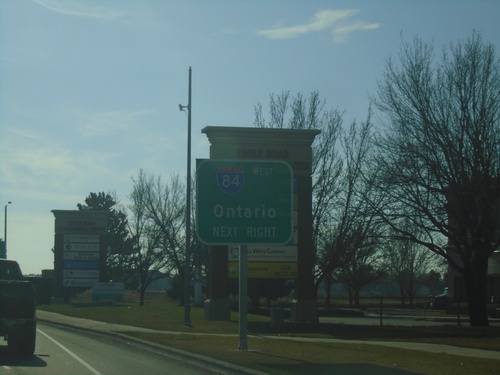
0, 259, 37, 355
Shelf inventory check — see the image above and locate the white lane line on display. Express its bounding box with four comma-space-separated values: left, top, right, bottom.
37, 329, 102, 375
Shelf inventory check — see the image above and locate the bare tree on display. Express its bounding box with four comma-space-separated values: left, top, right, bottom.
372, 32, 500, 326
255, 91, 344, 289
333, 228, 383, 307
316, 113, 384, 307
382, 218, 439, 306
129, 169, 186, 305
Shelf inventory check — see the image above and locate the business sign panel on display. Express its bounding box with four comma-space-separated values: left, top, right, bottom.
64, 252, 100, 261
62, 233, 100, 288
64, 243, 100, 252
197, 160, 293, 245
63, 279, 96, 287
228, 262, 298, 279
228, 245, 297, 262
63, 269, 99, 278
228, 245, 298, 279
92, 282, 124, 303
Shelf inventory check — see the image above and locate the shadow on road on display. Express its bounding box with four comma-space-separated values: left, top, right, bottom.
0, 345, 47, 368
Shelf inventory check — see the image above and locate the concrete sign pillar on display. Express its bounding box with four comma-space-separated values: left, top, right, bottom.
201, 126, 320, 323
52, 210, 109, 303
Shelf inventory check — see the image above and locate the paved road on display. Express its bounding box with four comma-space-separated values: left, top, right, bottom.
0, 322, 225, 375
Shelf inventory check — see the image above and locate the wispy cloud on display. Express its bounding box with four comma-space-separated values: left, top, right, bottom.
31, 0, 125, 21
3, 146, 74, 193
76, 109, 153, 137
1, 125, 123, 197
257, 9, 379, 42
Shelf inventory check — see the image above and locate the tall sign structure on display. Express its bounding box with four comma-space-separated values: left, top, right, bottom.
197, 159, 293, 349
52, 210, 108, 303
201, 126, 320, 324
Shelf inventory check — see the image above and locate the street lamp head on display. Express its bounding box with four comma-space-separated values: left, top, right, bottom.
179, 104, 183, 111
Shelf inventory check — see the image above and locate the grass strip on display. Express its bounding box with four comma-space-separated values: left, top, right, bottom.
124, 331, 500, 375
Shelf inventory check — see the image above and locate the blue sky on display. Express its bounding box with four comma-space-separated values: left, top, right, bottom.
1, 0, 499, 274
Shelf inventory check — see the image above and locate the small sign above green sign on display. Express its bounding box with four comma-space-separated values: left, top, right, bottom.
196, 160, 293, 245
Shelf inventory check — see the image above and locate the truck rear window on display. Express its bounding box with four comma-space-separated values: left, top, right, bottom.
0, 261, 23, 280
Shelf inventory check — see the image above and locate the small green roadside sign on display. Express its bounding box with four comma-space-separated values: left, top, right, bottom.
196, 160, 293, 245
0, 240, 6, 259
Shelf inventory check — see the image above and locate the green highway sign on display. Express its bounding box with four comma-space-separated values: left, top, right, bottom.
196, 160, 293, 245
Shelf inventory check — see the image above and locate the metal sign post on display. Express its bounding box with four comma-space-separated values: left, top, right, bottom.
238, 245, 248, 351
